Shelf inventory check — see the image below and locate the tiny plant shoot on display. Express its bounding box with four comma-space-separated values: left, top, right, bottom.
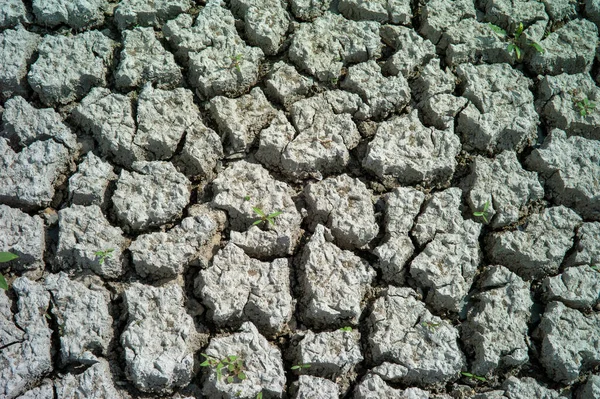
461, 372, 487, 382
339, 326, 352, 332
0, 252, 18, 290
230, 54, 243, 72
200, 354, 247, 384
252, 207, 283, 226
473, 200, 491, 223
95, 249, 114, 265
421, 321, 440, 332
291, 363, 311, 371
488, 22, 543, 61
576, 97, 596, 117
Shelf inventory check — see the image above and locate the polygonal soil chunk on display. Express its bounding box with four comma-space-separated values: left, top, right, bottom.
131, 212, 221, 279
32, 0, 107, 29
196, 243, 292, 336
44, 272, 112, 365
115, 27, 182, 90
502, 376, 566, 399
121, 283, 195, 394
68, 152, 117, 209
114, 0, 192, 30
462, 265, 533, 375
354, 373, 435, 399
0, 204, 45, 272
230, 0, 289, 55
588, 0, 600, 28
292, 375, 340, 399
201, 322, 285, 398
529, 19, 597, 76
456, 63, 539, 153
304, 174, 378, 249
419, 0, 476, 44
542, 266, 600, 310
363, 110, 461, 186
28, 31, 115, 106
374, 187, 425, 285
290, 0, 329, 21
0, 25, 41, 101
0, 138, 71, 210
112, 161, 191, 232
174, 118, 223, 180
0, 278, 52, 399
536, 73, 600, 140
540, 0, 577, 20
211, 161, 302, 258
209, 88, 277, 155
54, 358, 122, 399
340, 60, 410, 120
479, 0, 547, 30
294, 329, 363, 376
281, 90, 362, 179
2, 96, 77, 151
486, 206, 582, 280
255, 111, 297, 171
289, 12, 381, 82
410, 58, 456, 102
0, 0, 28, 28
71, 88, 140, 166
264, 61, 316, 109
462, 151, 544, 228
367, 287, 466, 386
527, 129, 600, 221
539, 301, 600, 383
564, 222, 600, 268
55, 205, 127, 278
133, 85, 199, 160
577, 375, 600, 399
298, 225, 376, 328
338, 0, 411, 24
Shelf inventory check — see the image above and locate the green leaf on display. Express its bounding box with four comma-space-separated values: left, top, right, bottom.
267, 211, 282, 219
0, 273, 8, 290
252, 220, 263, 226
244, 195, 250, 201
473, 212, 484, 217
227, 376, 234, 384
291, 365, 300, 370
530, 41, 544, 53
462, 372, 474, 378
252, 207, 266, 217
506, 43, 514, 53
228, 355, 238, 361
200, 360, 210, 367
514, 45, 521, 60
488, 23, 506, 35
228, 363, 235, 371
515, 22, 524, 38
483, 201, 490, 212
257, 393, 263, 399
0, 252, 19, 263
238, 372, 246, 380
482, 214, 488, 223
340, 326, 352, 332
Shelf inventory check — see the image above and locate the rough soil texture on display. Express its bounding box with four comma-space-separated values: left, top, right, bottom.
0, 0, 599, 398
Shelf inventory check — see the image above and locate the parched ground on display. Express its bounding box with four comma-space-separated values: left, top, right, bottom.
1, 0, 600, 398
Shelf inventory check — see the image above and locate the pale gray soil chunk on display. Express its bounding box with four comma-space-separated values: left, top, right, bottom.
196, 243, 293, 335
264, 61, 316, 109
439, 20, 510, 66
542, 266, 600, 309
115, 27, 182, 90
121, 283, 195, 393
15, 381, 54, 399
68, 152, 117, 209
32, 0, 107, 29
134, 85, 199, 160
374, 187, 425, 285
292, 375, 340, 399
0, 138, 71, 210
290, 0, 329, 21
419, 0, 476, 44
502, 376, 566, 399
131, 212, 221, 279
536, 73, 600, 140
367, 287, 466, 386
577, 375, 600, 399
0, 0, 28, 28
541, 0, 577, 20
211, 161, 302, 258
114, 0, 192, 30
353, 374, 436, 398
304, 174, 378, 249
230, 0, 289, 55
338, 0, 411, 24
363, 110, 461, 186
28, 31, 115, 106
299, 225, 375, 328
209, 88, 276, 155
340, 60, 410, 120
462, 151, 544, 228
294, 329, 362, 376
565, 222, 600, 268
0, 205, 45, 272
44, 272, 112, 365
529, 19, 597, 75
201, 322, 285, 398
255, 111, 297, 171
462, 265, 533, 375
55, 205, 127, 278
0, 278, 52, 399
71, 88, 140, 166
456, 63, 539, 153
174, 118, 223, 180
112, 161, 191, 232
0, 26, 41, 100
539, 301, 600, 383
526, 129, 600, 221
587, 0, 600, 28
411, 59, 455, 102
289, 12, 381, 82
54, 358, 122, 399
486, 206, 582, 280
2, 96, 77, 151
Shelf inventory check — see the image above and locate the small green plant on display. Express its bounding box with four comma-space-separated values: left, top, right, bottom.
0, 252, 18, 290
252, 207, 283, 226
488, 22, 544, 60
230, 54, 244, 72
576, 97, 596, 117
473, 200, 491, 223
94, 249, 114, 265
291, 363, 311, 371
339, 326, 352, 332
421, 321, 440, 332
461, 372, 487, 382
244, 195, 251, 201
256, 393, 263, 399
200, 354, 247, 384
590, 265, 599, 272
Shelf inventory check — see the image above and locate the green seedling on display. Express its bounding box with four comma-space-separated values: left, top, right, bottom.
94, 249, 114, 265
489, 22, 544, 60
252, 207, 283, 226
244, 195, 251, 201
230, 54, 244, 72
291, 363, 311, 371
576, 97, 596, 117
461, 372, 487, 382
590, 265, 599, 272
339, 326, 352, 332
256, 393, 263, 399
200, 354, 247, 384
0, 252, 18, 290
473, 200, 491, 223
421, 321, 440, 332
